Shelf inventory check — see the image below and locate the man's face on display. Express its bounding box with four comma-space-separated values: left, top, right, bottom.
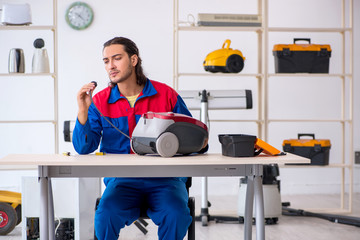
102, 44, 137, 84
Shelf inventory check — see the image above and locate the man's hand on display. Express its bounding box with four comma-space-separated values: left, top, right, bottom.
77, 82, 97, 125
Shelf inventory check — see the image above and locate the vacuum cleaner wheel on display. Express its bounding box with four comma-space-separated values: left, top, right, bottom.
226, 54, 244, 73
156, 132, 179, 157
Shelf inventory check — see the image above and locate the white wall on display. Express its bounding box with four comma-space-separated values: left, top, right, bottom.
0, 0, 359, 197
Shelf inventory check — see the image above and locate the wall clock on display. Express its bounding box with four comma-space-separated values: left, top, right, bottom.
65, 2, 94, 30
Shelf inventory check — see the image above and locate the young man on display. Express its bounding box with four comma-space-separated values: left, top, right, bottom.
72, 37, 192, 240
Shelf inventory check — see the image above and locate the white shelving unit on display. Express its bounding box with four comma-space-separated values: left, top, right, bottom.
173, 0, 353, 213
266, 0, 354, 214
0, 0, 59, 156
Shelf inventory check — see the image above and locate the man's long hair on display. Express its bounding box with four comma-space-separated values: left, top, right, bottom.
103, 37, 147, 87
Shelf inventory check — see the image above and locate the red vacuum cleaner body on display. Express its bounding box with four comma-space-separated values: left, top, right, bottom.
131, 112, 208, 157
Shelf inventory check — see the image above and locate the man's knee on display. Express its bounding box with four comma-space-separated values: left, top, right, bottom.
155, 204, 192, 240
95, 201, 141, 239
168, 203, 190, 221
94, 207, 120, 240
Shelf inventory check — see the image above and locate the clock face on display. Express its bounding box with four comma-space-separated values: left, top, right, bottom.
65, 2, 94, 30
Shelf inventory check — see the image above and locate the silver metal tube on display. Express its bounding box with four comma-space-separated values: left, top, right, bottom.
39, 176, 49, 240
200, 102, 208, 124
48, 178, 55, 240
254, 176, 265, 240
201, 177, 208, 208
244, 176, 254, 240
200, 92, 209, 210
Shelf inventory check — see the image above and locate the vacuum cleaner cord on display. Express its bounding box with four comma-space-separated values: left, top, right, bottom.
88, 82, 150, 150
89, 90, 132, 141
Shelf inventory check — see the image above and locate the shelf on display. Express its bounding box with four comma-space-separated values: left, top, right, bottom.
179, 73, 353, 78
268, 27, 352, 33
177, 26, 352, 33
209, 119, 261, 123
0, 0, 59, 155
178, 73, 262, 77
0, 120, 56, 124
178, 25, 262, 32
268, 119, 352, 123
0, 73, 56, 77
267, 73, 352, 78
0, 25, 55, 31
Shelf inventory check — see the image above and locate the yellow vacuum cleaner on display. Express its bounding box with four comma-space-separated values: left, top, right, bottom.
203, 39, 246, 73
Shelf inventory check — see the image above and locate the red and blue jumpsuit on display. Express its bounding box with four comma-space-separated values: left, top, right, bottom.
72, 79, 192, 240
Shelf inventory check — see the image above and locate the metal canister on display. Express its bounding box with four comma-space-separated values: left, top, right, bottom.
8, 48, 25, 73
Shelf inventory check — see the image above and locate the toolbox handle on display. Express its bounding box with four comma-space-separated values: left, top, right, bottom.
298, 133, 315, 139
294, 38, 311, 44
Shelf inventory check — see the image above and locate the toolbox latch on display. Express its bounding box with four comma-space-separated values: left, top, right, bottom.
282, 48, 291, 56
314, 144, 322, 152
319, 48, 330, 57
283, 143, 292, 152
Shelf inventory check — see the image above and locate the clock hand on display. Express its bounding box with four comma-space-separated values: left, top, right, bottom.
75, 12, 85, 21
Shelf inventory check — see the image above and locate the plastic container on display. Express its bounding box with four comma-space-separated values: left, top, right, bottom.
218, 134, 257, 157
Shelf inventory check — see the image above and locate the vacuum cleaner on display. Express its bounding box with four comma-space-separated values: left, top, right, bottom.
131, 112, 209, 157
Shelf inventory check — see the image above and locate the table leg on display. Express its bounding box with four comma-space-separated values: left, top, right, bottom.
254, 175, 265, 240
244, 176, 254, 240
39, 176, 49, 240
48, 178, 55, 240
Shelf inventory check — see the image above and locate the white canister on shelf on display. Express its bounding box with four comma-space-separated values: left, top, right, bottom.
32, 38, 50, 73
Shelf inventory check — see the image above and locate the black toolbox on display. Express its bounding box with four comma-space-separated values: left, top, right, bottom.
282, 134, 331, 165
273, 38, 331, 73
218, 134, 257, 157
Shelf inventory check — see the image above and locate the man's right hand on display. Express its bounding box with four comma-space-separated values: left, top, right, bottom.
77, 82, 97, 125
